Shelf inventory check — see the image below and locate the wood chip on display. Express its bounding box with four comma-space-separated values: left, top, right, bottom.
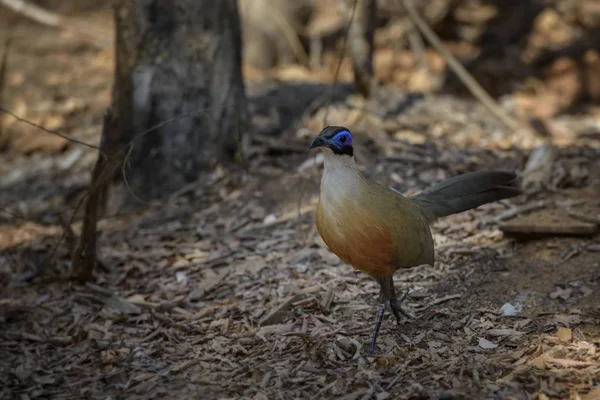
188, 268, 230, 301
320, 286, 335, 312
79, 283, 141, 315
486, 329, 524, 337
259, 294, 307, 326
256, 323, 295, 341
171, 359, 201, 373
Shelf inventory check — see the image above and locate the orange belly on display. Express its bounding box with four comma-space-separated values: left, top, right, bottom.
316, 200, 396, 277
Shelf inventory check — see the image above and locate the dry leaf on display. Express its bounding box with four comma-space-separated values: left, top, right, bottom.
528, 355, 547, 370
556, 327, 572, 342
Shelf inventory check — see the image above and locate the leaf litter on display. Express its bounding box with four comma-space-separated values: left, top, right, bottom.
2, 114, 598, 399
1, 3, 600, 400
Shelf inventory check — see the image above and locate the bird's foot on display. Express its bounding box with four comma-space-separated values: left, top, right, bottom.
391, 300, 416, 321
365, 344, 383, 356
390, 285, 416, 323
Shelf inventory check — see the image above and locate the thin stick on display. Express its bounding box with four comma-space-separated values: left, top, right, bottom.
1, 0, 59, 26
0, 0, 112, 49
71, 109, 118, 282
0, 107, 105, 154
0, 31, 11, 139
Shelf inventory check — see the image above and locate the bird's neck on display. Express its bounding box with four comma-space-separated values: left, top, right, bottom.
320, 153, 365, 205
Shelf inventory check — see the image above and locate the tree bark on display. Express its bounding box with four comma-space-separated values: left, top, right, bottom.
109, 0, 248, 209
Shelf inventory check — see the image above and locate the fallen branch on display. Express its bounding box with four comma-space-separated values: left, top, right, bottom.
500, 220, 598, 237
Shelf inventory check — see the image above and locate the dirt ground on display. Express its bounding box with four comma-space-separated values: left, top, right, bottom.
1, 4, 600, 400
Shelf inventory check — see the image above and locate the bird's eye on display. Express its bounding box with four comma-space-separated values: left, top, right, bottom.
339, 135, 347, 143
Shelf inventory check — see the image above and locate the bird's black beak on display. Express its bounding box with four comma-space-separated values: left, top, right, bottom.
309, 136, 327, 150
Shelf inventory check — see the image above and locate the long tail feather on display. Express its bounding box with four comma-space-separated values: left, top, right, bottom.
409, 170, 521, 222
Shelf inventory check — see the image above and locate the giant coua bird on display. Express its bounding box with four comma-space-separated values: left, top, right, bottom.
309, 126, 521, 354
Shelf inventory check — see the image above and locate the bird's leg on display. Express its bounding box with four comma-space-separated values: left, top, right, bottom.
367, 300, 387, 355
367, 277, 415, 354
388, 277, 416, 322
366, 277, 394, 354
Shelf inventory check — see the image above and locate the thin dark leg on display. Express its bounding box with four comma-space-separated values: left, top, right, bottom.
389, 299, 403, 324
390, 297, 415, 321
390, 285, 415, 322
367, 302, 386, 354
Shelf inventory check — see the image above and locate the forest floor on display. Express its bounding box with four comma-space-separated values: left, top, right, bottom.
1, 5, 600, 400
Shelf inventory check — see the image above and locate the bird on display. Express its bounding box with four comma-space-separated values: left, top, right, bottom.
309, 126, 522, 354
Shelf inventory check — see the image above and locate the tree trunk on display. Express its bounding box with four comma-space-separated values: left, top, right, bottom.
109, 0, 248, 210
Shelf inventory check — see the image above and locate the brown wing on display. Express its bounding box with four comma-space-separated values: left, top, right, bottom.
368, 181, 436, 269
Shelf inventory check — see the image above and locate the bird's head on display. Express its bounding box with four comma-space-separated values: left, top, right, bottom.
309, 126, 353, 157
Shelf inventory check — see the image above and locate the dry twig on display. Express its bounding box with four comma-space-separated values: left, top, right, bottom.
71, 110, 120, 282
0, 107, 104, 153
567, 211, 600, 226
0, 0, 112, 49
0, 35, 10, 135
493, 200, 547, 222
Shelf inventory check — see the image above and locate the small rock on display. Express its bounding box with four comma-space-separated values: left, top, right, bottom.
500, 302, 523, 316
296, 263, 308, 273
478, 337, 498, 349
175, 271, 187, 284
549, 287, 572, 300
263, 214, 277, 225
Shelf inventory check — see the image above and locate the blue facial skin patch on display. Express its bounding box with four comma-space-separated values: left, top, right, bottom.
331, 130, 352, 149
